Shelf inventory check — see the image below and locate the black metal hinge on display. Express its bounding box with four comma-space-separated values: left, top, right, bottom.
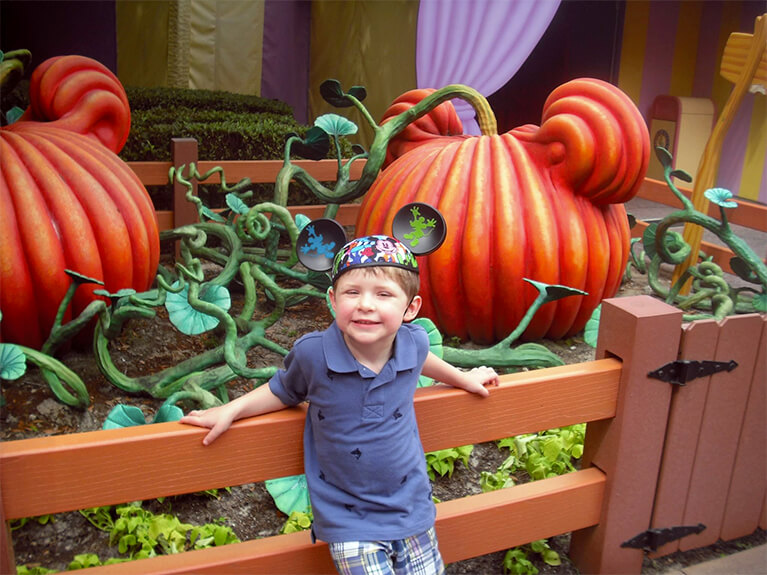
621, 523, 706, 552
648, 360, 738, 386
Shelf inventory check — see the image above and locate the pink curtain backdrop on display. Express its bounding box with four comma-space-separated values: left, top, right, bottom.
416, 0, 561, 134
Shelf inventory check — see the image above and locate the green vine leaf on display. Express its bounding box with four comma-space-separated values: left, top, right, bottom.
523, 279, 587, 303
291, 126, 330, 160
704, 187, 737, 208
165, 282, 232, 335
729, 257, 759, 284
294, 213, 311, 232
225, 193, 250, 215
6, 106, 23, 125
644, 223, 685, 264
153, 404, 184, 423
412, 317, 443, 387
265, 474, 311, 515
670, 169, 693, 183
314, 114, 358, 137
65, 270, 104, 286
319, 79, 353, 107
103, 404, 147, 429
584, 305, 601, 348
655, 146, 673, 169
347, 86, 367, 102
0, 344, 27, 380
201, 206, 226, 222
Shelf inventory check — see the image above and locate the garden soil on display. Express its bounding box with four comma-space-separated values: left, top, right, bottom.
2, 269, 764, 574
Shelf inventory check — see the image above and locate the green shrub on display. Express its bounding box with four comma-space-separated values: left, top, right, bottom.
121, 86, 306, 162
121, 86, 357, 208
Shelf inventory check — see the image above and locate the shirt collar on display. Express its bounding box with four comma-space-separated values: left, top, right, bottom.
323, 321, 420, 375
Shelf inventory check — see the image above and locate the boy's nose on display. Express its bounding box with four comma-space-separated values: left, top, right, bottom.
358, 292, 375, 309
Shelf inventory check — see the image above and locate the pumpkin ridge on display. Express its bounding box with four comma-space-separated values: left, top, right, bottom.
545, 178, 589, 340
0, 143, 46, 346
427, 138, 478, 339
461, 136, 496, 343
54, 128, 158, 280
41, 127, 158, 291
1, 132, 75, 346
491, 135, 527, 340
21, 128, 134, 291
504, 135, 559, 340
602, 205, 630, 301
570, 197, 611, 332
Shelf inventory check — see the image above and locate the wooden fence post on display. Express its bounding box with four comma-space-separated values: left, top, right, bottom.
171, 138, 199, 258
0, 486, 14, 575
569, 295, 683, 574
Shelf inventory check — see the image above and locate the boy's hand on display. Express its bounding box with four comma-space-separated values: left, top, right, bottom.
180, 406, 235, 446
462, 366, 499, 397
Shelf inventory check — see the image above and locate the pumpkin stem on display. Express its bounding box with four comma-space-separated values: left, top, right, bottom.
379, 84, 498, 140
441, 84, 498, 136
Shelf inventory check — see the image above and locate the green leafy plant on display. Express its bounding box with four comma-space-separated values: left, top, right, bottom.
16, 565, 58, 575
480, 456, 516, 493
9, 514, 54, 532
79, 502, 239, 561
67, 553, 129, 570
425, 445, 474, 480
280, 510, 314, 534
496, 424, 586, 481
503, 540, 562, 574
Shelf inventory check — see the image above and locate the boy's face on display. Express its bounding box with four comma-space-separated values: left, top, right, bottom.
329, 268, 422, 350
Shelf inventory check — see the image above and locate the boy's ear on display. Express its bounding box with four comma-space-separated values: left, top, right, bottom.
404, 295, 422, 322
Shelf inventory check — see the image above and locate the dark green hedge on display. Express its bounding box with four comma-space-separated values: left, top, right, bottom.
120, 86, 307, 162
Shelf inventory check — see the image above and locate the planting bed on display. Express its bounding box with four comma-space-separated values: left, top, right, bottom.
2, 269, 763, 574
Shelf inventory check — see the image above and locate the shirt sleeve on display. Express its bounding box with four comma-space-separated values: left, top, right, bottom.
405, 321, 430, 365
268, 344, 309, 406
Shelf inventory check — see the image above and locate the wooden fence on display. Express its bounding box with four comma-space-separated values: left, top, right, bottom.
1, 296, 765, 574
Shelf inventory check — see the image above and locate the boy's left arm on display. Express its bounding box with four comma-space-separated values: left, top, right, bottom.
422, 352, 499, 397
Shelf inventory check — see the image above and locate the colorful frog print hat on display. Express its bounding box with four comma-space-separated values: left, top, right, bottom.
296, 202, 447, 283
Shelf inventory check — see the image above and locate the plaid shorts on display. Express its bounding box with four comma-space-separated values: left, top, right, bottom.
328, 527, 445, 575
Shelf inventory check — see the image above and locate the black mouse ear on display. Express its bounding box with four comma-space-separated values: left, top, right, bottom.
296, 218, 347, 272
391, 202, 447, 256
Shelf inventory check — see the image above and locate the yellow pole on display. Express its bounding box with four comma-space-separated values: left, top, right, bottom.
671, 14, 766, 293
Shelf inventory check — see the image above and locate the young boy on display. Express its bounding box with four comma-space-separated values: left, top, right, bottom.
181, 234, 498, 574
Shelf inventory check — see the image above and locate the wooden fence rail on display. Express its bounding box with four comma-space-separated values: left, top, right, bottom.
2, 296, 708, 574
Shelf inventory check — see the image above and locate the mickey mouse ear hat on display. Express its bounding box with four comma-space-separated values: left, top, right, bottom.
296, 202, 446, 283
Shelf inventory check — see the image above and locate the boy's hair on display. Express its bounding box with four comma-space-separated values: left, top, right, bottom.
333, 265, 421, 301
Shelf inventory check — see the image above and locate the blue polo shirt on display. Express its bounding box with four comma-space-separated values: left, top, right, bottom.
268, 321, 436, 543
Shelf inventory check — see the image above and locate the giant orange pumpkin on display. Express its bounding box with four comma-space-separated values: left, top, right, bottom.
0, 56, 159, 349
356, 79, 649, 343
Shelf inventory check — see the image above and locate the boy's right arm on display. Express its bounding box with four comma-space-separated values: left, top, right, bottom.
180, 383, 288, 445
